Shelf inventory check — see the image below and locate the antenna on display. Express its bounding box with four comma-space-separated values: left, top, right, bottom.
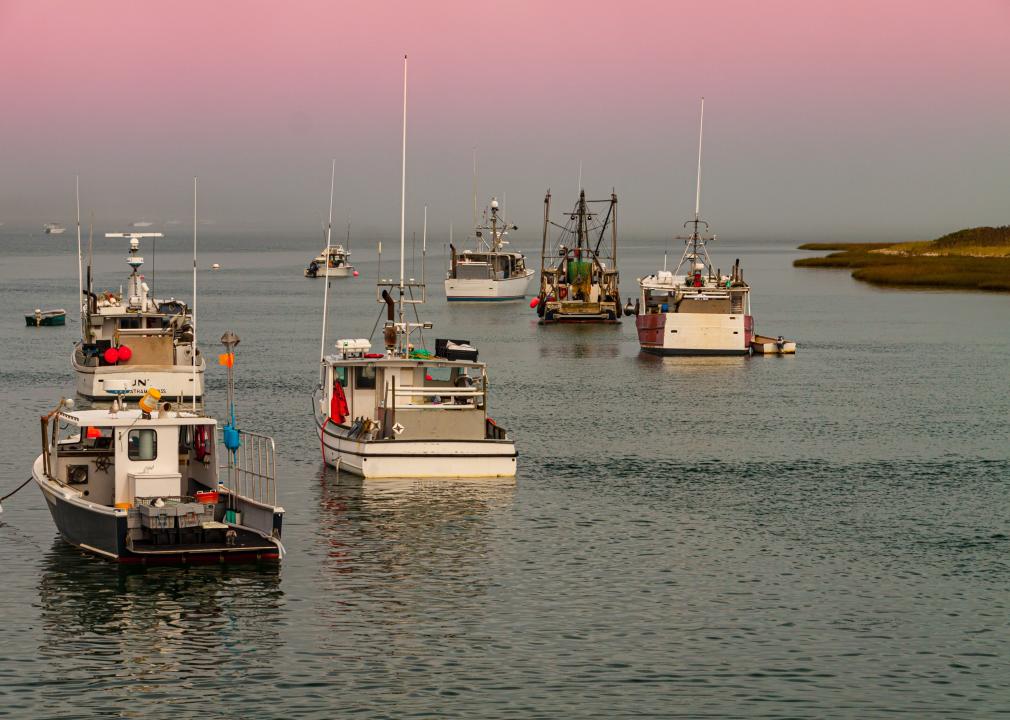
75, 176, 83, 338
191, 176, 198, 411
319, 159, 336, 363
398, 54, 408, 351
578, 160, 583, 192
421, 205, 427, 289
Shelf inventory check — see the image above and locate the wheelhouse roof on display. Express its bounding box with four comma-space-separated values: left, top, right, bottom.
322, 355, 485, 370
56, 408, 215, 428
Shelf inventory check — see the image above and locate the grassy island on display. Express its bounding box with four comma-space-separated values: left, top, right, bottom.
794, 227, 1010, 291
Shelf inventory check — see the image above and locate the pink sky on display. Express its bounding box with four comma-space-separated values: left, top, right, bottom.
1, 0, 1008, 239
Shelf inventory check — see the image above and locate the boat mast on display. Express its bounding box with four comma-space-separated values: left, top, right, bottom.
191, 176, 198, 411
472, 147, 478, 235
319, 159, 336, 363
692, 97, 705, 261
398, 55, 408, 354
75, 175, 83, 338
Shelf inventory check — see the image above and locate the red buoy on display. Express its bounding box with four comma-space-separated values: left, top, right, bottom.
103, 347, 120, 364
530, 297, 539, 309
353, 270, 359, 277
117, 345, 132, 362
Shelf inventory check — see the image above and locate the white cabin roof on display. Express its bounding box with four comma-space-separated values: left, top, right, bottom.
57, 408, 215, 428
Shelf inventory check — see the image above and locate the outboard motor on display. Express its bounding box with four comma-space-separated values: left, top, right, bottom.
623, 298, 635, 317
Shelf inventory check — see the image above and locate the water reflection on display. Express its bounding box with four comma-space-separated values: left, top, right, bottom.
36, 541, 283, 710
312, 467, 515, 631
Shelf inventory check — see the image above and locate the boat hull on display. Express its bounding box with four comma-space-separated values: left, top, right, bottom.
636, 311, 753, 355
32, 457, 281, 564
25, 314, 66, 327
72, 355, 205, 402
445, 271, 533, 301
316, 416, 517, 479
306, 265, 353, 278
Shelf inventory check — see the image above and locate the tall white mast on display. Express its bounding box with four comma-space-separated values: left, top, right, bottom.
319, 159, 336, 362
75, 175, 83, 336
398, 54, 408, 348
191, 176, 198, 410
694, 97, 705, 223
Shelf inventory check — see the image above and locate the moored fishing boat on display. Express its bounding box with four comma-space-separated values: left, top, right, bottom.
633, 99, 759, 356
446, 196, 533, 301
532, 189, 621, 323
305, 243, 355, 278
44, 223, 66, 235
72, 232, 205, 402
312, 56, 517, 479
33, 340, 284, 564
25, 308, 66, 327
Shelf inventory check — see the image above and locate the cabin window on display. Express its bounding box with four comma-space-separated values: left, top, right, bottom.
425, 367, 453, 384
119, 317, 142, 330
355, 366, 376, 389
334, 367, 348, 387
128, 429, 158, 461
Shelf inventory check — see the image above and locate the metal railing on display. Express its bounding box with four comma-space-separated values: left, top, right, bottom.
217, 428, 277, 507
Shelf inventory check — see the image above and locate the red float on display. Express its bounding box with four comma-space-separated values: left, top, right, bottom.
530, 297, 539, 309
117, 345, 132, 362
103, 347, 120, 364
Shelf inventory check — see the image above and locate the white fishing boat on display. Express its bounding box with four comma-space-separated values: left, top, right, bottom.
446, 197, 533, 301
532, 189, 622, 323
305, 244, 354, 278
633, 99, 755, 356
311, 56, 517, 479
72, 232, 205, 401
33, 336, 284, 565
44, 223, 66, 235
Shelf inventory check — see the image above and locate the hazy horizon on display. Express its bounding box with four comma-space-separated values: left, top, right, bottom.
1, 1, 1008, 244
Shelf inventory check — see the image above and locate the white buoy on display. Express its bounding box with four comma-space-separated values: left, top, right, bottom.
211, 263, 221, 270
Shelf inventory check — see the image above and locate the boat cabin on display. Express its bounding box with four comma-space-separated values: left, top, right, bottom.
450, 250, 527, 281
319, 339, 501, 442
639, 270, 750, 317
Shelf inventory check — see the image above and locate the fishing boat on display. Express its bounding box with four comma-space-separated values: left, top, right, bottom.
445, 197, 533, 301
305, 244, 354, 278
44, 223, 66, 235
33, 337, 284, 564
72, 232, 205, 402
633, 99, 754, 356
25, 308, 66, 327
532, 189, 621, 323
311, 56, 517, 479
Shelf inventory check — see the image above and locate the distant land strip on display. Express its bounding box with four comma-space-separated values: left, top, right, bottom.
794, 227, 1010, 292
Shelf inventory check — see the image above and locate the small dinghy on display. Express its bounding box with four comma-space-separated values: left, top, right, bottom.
750, 334, 797, 355
25, 308, 66, 327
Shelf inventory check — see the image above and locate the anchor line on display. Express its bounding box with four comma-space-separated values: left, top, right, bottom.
0, 477, 33, 505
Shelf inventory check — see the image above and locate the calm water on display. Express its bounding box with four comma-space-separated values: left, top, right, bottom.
1, 232, 1008, 718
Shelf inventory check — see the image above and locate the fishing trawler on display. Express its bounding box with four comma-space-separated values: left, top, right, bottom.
72, 232, 205, 401
445, 197, 533, 301
532, 189, 621, 323
33, 337, 284, 564
633, 99, 753, 355
311, 56, 517, 479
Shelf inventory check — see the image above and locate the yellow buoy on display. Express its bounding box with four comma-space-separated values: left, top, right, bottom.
138, 388, 162, 414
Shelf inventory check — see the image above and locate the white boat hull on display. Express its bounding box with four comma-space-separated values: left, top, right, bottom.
306, 265, 353, 278
445, 271, 533, 301
636, 311, 753, 355
316, 416, 517, 479
73, 358, 206, 401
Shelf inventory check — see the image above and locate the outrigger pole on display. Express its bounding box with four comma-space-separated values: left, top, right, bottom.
75, 176, 83, 337
319, 159, 336, 363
